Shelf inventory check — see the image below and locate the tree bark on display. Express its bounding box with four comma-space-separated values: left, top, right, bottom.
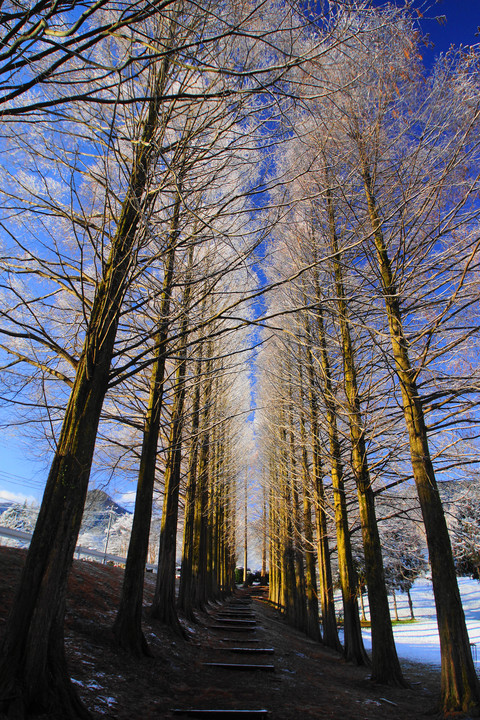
286, 379, 308, 634
150, 354, 188, 632
297, 313, 319, 638
0, 60, 169, 718
261, 486, 268, 584
304, 309, 341, 651
112, 192, 179, 655
151, 247, 193, 631
407, 589, 415, 620
177, 347, 203, 620
326, 184, 406, 686
361, 158, 480, 711
205, 413, 221, 601
359, 580, 367, 623
191, 341, 213, 610
298, 391, 322, 642
312, 280, 369, 665
278, 417, 297, 622
243, 471, 248, 586
268, 480, 282, 608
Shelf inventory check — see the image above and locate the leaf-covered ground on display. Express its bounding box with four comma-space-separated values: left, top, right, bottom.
0, 546, 450, 719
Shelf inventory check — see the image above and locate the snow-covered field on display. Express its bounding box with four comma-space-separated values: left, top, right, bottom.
360, 576, 480, 667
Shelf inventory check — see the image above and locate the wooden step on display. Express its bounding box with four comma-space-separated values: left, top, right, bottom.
227, 605, 252, 610
209, 625, 257, 632
227, 605, 252, 609
216, 613, 255, 618
211, 647, 273, 655
202, 663, 275, 672
172, 710, 269, 717
227, 648, 274, 655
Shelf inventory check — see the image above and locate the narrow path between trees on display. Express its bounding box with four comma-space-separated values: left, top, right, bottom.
163, 586, 442, 720
172, 588, 272, 717
0, 549, 445, 719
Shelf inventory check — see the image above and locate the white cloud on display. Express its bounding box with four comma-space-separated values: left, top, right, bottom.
118, 492, 137, 507
0, 489, 38, 505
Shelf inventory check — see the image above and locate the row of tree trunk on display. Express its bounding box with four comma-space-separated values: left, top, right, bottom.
0, 20, 245, 714
262, 158, 479, 712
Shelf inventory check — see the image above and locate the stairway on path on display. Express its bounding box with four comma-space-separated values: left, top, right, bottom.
171, 588, 274, 718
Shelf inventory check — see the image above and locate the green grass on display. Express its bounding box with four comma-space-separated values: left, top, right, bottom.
348, 618, 418, 629
336, 617, 417, 629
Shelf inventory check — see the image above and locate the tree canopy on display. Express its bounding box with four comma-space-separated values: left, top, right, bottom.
1, 1, 480, 717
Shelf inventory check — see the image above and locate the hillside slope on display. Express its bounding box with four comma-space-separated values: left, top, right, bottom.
0, 547, 444, 719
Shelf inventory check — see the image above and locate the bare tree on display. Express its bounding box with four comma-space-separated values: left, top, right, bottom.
0, 1, 316, 714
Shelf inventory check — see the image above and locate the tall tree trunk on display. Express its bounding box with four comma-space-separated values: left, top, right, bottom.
278, 418, 297, 620
112, 191, 180, 656
150, 350, 188, 631
407, 588, 415, 620
191, 341, 213, 610
311, 280, 369, 665
193, 432, 211, 609
286, 378, 308, 634
177, 346, 203, 620
225, 468, 237, 594
261, 486, 268, 584
0, 61, 170, 719
361, 158, 480, 711
206, 411, 221, 601
297, 357, 322, 641
359, 580, 367, 623
312, 471, 340, 650
326, 183, 406, 686
392, 590, 399, 622
243, 471, 248, 586
268, 480, 281, 608
304, 310, 341, 651
299, 402, 322, 642
214, 455, 228, 597
151, 247, 193, 631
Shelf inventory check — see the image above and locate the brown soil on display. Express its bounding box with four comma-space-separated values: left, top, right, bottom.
0, 546, 454, 719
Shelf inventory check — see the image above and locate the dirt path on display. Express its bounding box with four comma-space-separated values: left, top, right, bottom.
155, 588, 442, 719
0, 548, 445, 719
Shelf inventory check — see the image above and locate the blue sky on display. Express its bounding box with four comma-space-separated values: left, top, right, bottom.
367, 0, 478, 60
417, 0, 479, 57
0, 0, 478, 508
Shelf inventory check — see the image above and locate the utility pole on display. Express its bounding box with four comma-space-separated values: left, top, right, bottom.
103, 509, 114, 564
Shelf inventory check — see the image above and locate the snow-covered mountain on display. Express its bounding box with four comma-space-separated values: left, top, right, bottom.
80, 489, 130, 531
0, 501, 39, 533
0, 489, 133, 554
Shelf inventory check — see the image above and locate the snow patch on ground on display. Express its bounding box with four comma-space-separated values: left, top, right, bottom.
85, 681, 103, 690
359, 576, 480, 668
